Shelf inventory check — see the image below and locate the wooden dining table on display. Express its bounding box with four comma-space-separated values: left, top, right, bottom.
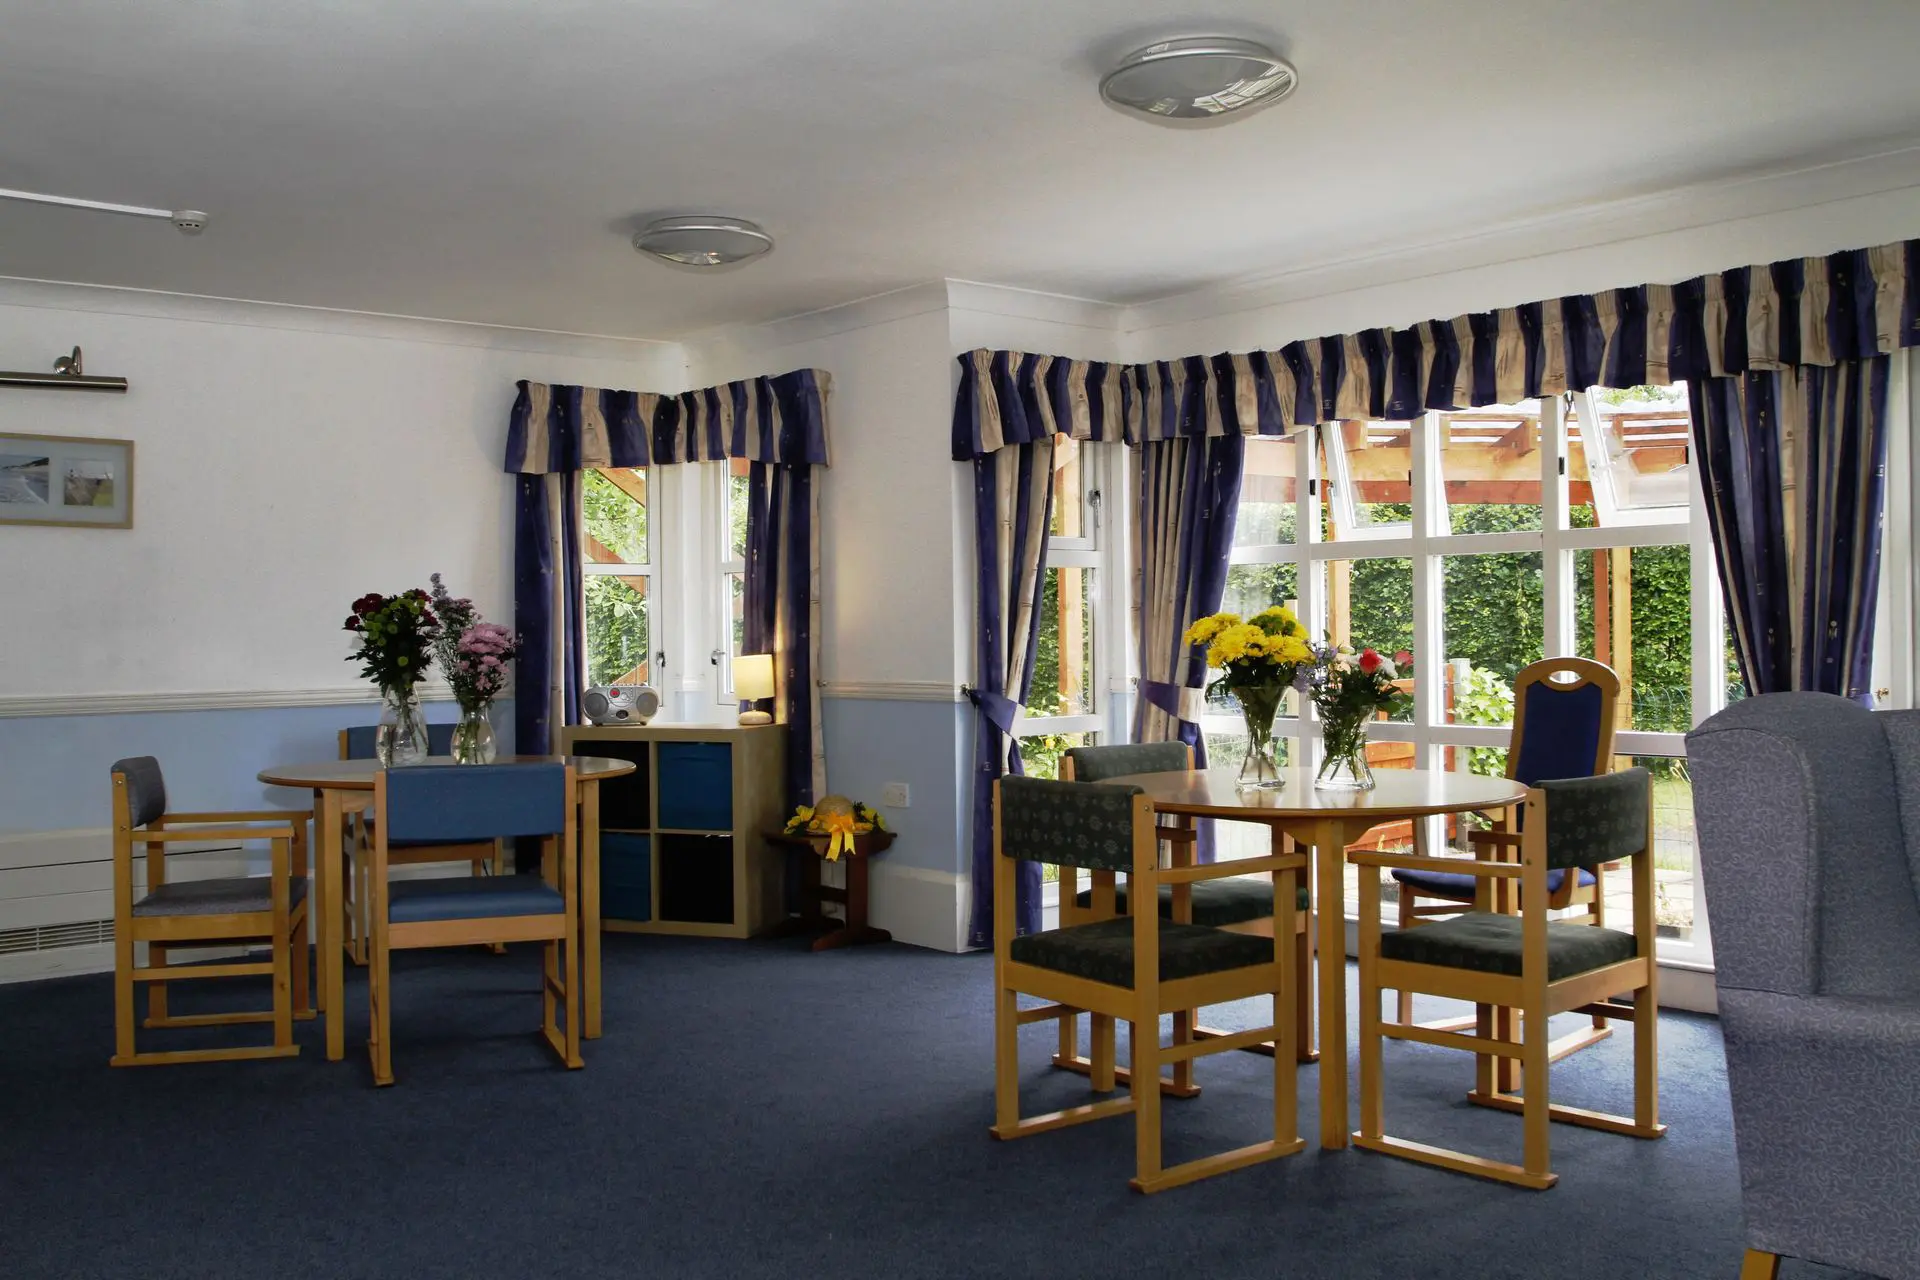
257, 754, 636, 1062
1103, 766, 1529, 1150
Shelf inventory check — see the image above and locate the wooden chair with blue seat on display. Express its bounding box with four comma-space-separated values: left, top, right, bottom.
110, 756, 312, 1066
1057, 742, 1315, 1095
1391, 657, 1619, 1066
1351, 767, 1665, 1188
992, 775, 1305, 1193
338, 724, 505, 966
366, 761, 580, 1086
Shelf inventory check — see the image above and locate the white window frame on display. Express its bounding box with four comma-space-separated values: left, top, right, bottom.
1012, 438, 1126, 759
1208, 395, 1728, 964
580, 465, 663, 693
713, 459, 750, 708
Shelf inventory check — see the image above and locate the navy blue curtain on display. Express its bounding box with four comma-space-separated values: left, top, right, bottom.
512, 472, 582, 758
742, 460, 824, 808
965, 443, 1054, 946
1690, 358, 1889, 702
1133, 434, 1244, 860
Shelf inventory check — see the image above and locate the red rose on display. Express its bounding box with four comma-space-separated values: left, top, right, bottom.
1393, 650, 1413, 668
343, 616, 360, 630
1358, 648, 1382, 673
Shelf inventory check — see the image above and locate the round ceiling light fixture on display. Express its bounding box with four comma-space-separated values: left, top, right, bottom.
1100, 36, 1298, 124
631, 215, 773, 267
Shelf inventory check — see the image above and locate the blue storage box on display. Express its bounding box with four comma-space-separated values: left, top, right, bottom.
657, 742, 734, 831
600, 832, 652, 922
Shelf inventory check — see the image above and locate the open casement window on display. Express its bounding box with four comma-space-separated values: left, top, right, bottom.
716, 457, 750, 705
581, 467, 656, 689
1016, 435, 1104, 783
1199, 393, 1734, 963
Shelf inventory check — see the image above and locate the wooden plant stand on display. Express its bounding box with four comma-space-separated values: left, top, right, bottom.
765, 829, 895, 951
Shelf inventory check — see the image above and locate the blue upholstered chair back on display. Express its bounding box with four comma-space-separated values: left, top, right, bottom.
1064, 741, 1191, 782
997, 777, 1142, 873
382, 764, 567, 845
343, 722, 458, 760
110, 756, 167, 828
1510, 666, 1611, 787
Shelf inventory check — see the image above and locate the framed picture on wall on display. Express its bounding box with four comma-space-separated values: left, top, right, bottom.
0, 432, 134, 529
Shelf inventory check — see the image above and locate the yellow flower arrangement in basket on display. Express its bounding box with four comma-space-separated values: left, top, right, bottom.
783, 795, 889, 861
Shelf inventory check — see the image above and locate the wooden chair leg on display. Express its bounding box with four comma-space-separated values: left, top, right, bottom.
146, 943, 170, 1026
292, 910, 313, 1020
1129, 1017, 1163, 1190
1056, 1009, 1079, 1068
1739, 1249, 1781, 1280
112, 929, 136, 1065
993, 985, 1020, 1134
1521, 996, 1551, 1184
1170, 1010, 1194, 1095
1396, 881, 1415, 1025
1295, 911, 1316, 1061
1357, 933, 1383, 1144
370, 930, 394, 1087
271, 921, 294, 1054
1634, 984, 1660, 1132
1089, 1013, 1116, 1093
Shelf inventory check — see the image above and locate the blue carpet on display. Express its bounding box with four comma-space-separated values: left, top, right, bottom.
0, 936, 1868, 1279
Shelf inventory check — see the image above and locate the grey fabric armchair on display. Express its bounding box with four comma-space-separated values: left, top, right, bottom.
1688, 693, 1920, 1280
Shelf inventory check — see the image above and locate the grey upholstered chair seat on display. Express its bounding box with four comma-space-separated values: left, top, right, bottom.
1009, 916, 1275, 987
1072, 876, 1308, 926
132, 875, 308, 917
1379, 910, 1636, 980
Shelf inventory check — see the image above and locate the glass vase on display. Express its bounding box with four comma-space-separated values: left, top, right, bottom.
1315, 707, 1376, 791
450, 703, 497, 765
375, 686, 429, 767
1235, 682, 1286, 791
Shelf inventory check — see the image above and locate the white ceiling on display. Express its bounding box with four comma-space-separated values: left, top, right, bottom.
4, 0, 1920, 341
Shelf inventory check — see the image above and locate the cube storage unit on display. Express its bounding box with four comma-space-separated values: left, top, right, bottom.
559, 723, 787, 938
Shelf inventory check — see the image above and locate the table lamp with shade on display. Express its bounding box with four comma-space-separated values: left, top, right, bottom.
734, 653, 776, 725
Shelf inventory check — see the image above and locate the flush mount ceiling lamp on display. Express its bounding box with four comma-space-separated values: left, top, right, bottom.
1100, 36, 1298, 125
0, 186, 207, 234
631, 216, 773, 268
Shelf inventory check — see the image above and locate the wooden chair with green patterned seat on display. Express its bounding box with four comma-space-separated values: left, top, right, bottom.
1350, 767, 1665, 1189
1391, 657, 1620, 1075
991, 775, 1306, 1193
1057, 742, 1314, 1096
337, 724, 505, 966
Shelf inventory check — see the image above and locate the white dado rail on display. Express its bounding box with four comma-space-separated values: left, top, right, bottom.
0, 683, 462, 719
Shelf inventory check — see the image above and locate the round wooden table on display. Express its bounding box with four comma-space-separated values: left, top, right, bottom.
258, 755, 636, 1061
1103, 766, 1528, 1150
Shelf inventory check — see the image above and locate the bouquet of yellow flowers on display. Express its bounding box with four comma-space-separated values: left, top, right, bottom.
783, 795, 888, 861
1183, 606, 1315, 694
1182, 605, 1314, 790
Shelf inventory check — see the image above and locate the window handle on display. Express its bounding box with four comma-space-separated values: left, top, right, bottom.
710, 648, 724, 667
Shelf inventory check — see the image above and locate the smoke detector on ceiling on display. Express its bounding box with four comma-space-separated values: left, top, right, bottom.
1100, 36, 1298, 125
631, 216, 773, 268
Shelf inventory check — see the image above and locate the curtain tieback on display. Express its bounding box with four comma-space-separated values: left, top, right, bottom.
965, 686, 1023, 737
1139, 679, 1206, 725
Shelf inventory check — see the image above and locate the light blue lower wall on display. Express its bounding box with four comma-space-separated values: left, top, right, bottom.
0, 700, 514, 833
819, 697, 969, 876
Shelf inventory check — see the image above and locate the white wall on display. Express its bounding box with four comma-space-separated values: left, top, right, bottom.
0, 279, 685, 702
1122, 176, 1920, 359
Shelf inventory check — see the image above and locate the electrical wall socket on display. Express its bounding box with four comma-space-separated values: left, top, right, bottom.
881, 782, 910, 808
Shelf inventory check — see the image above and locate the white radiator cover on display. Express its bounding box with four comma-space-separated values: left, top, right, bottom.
0, 829, 249, 983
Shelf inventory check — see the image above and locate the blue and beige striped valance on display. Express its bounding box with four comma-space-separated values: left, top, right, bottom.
951, 239, 1920, 459
505, 367, 831, 474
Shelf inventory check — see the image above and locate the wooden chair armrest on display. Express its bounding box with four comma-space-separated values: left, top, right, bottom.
137, 825, 298, 844
1347, 850, 1521, 879
162, 810, 311, 825
1154, 825, 1198, 845
1155, 853, 1305, 884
